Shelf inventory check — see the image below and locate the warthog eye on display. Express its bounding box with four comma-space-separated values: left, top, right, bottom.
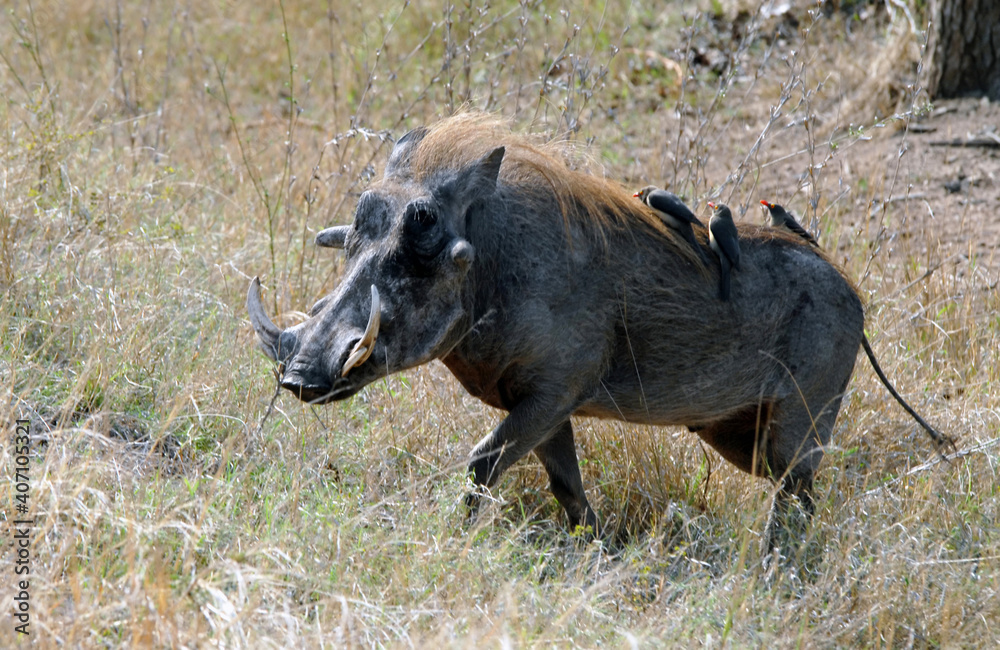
402, 200, 446, 264
407, 202, 437, 228
418, 207, 434, 225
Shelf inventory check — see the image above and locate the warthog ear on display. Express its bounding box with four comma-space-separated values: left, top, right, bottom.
473, 146, 504, 193
385, 126, 429, 178
453, 146, 505, 207
316, 225, 350, 248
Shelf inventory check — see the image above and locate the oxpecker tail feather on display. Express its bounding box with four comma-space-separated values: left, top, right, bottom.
718, 257, 731, 301
685, 229, 709, 265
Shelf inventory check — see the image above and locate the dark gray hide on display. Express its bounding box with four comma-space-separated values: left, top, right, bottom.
248, 125, 865, 551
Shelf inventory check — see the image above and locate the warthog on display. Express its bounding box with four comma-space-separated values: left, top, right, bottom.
248, 113, 947, 552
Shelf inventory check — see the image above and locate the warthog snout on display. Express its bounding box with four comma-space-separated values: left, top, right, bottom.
247, 277, 382, 403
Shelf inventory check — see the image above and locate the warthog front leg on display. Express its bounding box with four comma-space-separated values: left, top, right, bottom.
466, 401, 596, 532
533, 421, 597, 532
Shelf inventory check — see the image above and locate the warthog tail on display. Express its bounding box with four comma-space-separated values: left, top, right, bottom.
862, 335, 957, 457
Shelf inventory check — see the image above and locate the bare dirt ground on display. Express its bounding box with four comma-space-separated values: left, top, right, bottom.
607, 3, 999, 298
761, 97, 1000, 321
874, 98, 1000, 268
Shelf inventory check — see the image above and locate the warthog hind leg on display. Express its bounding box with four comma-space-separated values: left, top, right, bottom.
762, 473, 815, 560
694, 403, 773, 475
758, 392, 845, 555
694, 393, 843, 556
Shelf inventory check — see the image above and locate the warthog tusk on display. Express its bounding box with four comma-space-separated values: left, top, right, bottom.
247, 277, 282, 361
341, 285, 381, 377
341, 345, 370, 377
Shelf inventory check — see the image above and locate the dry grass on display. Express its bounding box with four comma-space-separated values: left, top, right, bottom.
1, 0, 998, 647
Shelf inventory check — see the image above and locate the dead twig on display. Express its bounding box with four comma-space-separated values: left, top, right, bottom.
928, 137, 1000, 148
861, 436, 998, 500
253, 371, 283, 442
886, 192, 928, 203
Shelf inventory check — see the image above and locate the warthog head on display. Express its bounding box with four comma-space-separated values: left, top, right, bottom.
247, 127, 504, 403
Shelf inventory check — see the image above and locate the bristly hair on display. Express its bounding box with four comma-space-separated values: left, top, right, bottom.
744, 221, 861, 297
405, 111, 704, 265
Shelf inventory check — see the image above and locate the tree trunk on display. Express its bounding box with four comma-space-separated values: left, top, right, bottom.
923, 0, 1000, 101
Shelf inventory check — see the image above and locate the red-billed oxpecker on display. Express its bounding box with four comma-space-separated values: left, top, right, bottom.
761, 200, 819, 248
707, 202, 741, 301
633, 186, 709, 264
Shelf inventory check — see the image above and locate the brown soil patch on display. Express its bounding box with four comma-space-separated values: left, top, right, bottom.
877, 99, 1000, 269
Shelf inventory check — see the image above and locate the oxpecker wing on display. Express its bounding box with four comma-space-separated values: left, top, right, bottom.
708, 202, 741, 269
633, 185, 709, 265
634, 186, 704, 227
